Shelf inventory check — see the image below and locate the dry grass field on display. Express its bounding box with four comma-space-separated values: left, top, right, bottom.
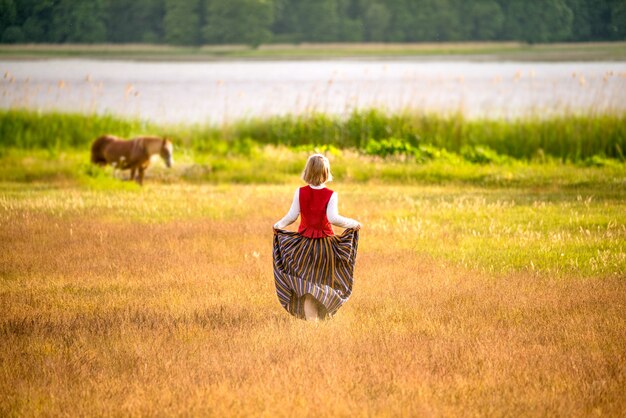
1, 182, 624, 416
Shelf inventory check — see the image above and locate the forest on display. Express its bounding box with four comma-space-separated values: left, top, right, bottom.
0, 0, 624, 46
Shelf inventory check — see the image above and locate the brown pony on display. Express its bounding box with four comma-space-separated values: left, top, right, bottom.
91, 135, 174, 185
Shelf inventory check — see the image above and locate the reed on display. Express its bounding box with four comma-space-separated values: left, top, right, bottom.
1, 109, 625, 161
236, 109, 626, 160
0, 109, 152, 150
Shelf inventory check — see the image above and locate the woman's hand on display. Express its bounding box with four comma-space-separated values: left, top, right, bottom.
354, 223, 361, 231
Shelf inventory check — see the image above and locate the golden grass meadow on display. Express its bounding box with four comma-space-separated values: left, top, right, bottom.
1, 176, 625, 416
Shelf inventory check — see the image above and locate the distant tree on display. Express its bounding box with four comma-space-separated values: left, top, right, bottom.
337, 17, 364, 42
384, 0, 415, 42
547, 0, 575, 41
296, 0, 340, 42
143, 0, 166, 43
403, 0, 462, 41
610, 0, 626, 39
0, 0, 17, 34
14, 0, 55, 42
363, 2, 391, 41
22, 17, 44, 41
584, 0, 613, 39
501, 0, 573, 43
405, 0, 439, 41
164, 0, 200, 45
49, 0, 107, 43
435, 0, 464, 41
1, 0, 623, 45
336, 0, 364, 41
2, 26, 24, 43
204, 0, 274, 46
565, 0, 593, 40
460, 0, 504, 40
270, 0, 297, 41
105, 0, 165, 43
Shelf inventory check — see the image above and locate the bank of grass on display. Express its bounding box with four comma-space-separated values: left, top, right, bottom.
1, 182, 624, 416
1, 146, 625, 190
2, 109, 625, 161
1, 109, 624, 188
1, 41, 626, 61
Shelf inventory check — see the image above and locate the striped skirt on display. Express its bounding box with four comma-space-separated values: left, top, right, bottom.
273, 228, 359, 320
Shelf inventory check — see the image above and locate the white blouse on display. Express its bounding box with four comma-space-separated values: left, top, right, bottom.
274, 184, 360, 230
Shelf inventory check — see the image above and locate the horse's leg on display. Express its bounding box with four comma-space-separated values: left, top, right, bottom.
130, 167, 136, 181
138, 168, 144, 186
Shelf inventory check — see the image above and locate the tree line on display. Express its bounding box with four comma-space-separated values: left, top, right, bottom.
1, 0, 624, 46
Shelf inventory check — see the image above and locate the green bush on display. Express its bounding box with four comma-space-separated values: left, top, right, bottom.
581, 155, 622, 168
460, 145, 510, 164
364, 137, 415, 158
291, 143, 342, 157
414, 144, 461, 164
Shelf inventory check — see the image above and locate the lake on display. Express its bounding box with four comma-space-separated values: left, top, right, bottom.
1, 59, 625, 123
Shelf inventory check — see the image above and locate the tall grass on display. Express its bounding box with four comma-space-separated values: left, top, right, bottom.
0, 110, 155, 150
1, 109, 625, 161
237, 109, 626, 160
1, 183, 625, 416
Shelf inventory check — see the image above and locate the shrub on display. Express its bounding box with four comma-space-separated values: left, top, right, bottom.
414, 144, 461, 164
581, 155, 622, 168
460, 145, 510, 164
364, 138, 415, 158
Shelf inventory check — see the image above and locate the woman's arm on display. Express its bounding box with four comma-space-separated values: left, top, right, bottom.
327, 193, 360, 229
273, 189, 300, 229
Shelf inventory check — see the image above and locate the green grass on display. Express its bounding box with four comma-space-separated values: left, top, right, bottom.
392, 187, 626, 277
2, 109, 625, 162
1, 42, 625, 61
1, 146, 624, 190
0, 109, 624, 188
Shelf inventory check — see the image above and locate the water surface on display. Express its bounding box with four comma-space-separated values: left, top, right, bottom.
1, 59, 625, 123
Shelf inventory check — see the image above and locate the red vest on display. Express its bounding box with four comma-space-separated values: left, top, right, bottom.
298, 186, 334, 238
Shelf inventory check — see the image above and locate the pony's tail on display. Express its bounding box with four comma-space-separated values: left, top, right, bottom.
91, 135, 114, 165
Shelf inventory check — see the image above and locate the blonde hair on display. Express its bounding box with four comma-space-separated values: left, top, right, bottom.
302, 154, 333, 186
